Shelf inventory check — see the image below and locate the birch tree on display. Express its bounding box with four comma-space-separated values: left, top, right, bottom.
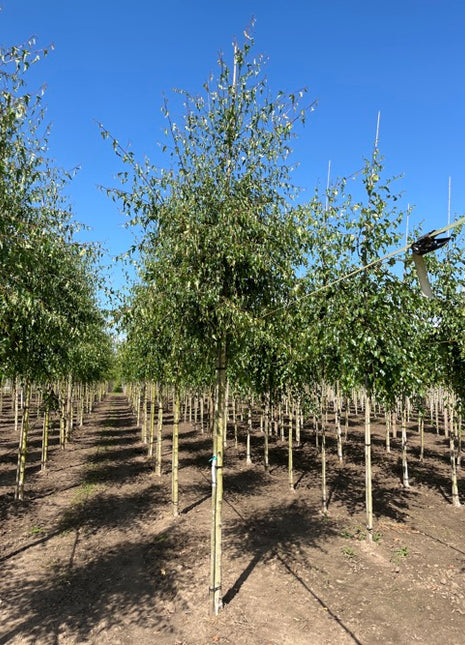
105, 34, 311, 614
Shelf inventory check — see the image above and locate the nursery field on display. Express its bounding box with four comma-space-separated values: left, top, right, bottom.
1, 393, 464, 645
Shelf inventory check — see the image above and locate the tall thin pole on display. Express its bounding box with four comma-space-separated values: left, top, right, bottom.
374, 111, 381, 151
325, 160, 331, 212
448, 176, 452, 228
403, 206, 410, 278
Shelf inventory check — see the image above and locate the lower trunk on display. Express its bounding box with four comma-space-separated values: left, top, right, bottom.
148, 382, 156, 458
385, 412, 391, 453
200, 396, 204, 433
263, 398, 270, 473
365, 395, 373, 541
171, 386, 180, 517
155, 392, 163, 477
41, 408, 50, 471
401, 404, 410, 489
335, 407, 343, 463
233, 399, 238, 449
65, 374, 73, 442
59, 393, 66, 450
210, 338, 226, 616
14, 378, 20, 435
246, 402, 252, 465
419, 413, 425, 462
288, 410, 294, 491
450, 417, 461, 507
321, 421, 327, 514
142, 385, 148, 444
15, 383, 31, 501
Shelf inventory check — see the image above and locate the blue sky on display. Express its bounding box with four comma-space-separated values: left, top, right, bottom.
2, 1, 464, 299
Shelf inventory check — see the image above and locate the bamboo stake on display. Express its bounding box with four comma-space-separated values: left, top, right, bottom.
401, 403, 410, 488
41, 408, 49, 471
15, 383, 30, 501
155, 388, 163, 477
365, 395, 373, 541
246, 401, 252, 465
210, 337, 227, 616
172, 386, 180, 517
148, 382, 156, 457
288, 408, 294, 491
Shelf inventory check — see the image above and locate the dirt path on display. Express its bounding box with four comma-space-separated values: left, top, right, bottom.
1, 393, 465, 644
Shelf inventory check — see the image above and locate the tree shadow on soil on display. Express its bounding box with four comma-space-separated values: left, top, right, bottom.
325, 460, 413, 523
221, 498, 363, 643
178, 435, 213, 470
223, 499, 335, 602
0, 529, 190, 644
57, 483, 168, 534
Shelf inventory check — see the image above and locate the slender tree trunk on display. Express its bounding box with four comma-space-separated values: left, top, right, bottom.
41, 408, 50, 471
172, 386, 180, 517
263, 394, 270, 472
401, 403, 410, 489
15, 383, 31, 501
335, 405, 343, 463
148, 382, 156, 457
246, 401, 252, 465
365, 395, 373, 541
457, 414, 462, 469
155, 389, 163, 477
288, 408, 294, 490
391, 410, 397, 439
223, 380, 229, 448
233, 398, 238, 449
210, 388, 216, 435
14, 377, 20, 435
79, 385, 84, 427
419, 412, 425, 462
344, 398, 349, 440
321, 420, 327, 514
385, 410, 392, 452
136, 388, 141, 428
200, 396, 204, 433
450, 412, 461, 507
142, 384, 148, 444
65, 374, 73, 442
59, 386, 66, 450
444, 402, 450, 439
210, 337, 227, 616
295, 398, 301, 446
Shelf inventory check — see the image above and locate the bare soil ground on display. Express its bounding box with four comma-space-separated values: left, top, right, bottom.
1, 392, 465, 645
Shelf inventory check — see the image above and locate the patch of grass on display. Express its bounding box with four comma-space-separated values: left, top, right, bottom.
58, 479, 99, 531
340, 527, 354, 539
340, 525, 366, 541
29, 525, 46, 536
341, 546, 357, 559
393, 545, 409, 559
74, 480, 98, 502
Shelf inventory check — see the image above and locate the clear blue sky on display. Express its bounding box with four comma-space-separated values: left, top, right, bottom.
2, 1, 464, 299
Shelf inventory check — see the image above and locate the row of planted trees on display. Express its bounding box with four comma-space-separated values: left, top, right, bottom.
105, 36, 465, 614
0, 42, 114, 499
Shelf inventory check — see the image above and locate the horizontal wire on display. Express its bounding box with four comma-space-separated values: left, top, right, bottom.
261, 215, 465, 320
